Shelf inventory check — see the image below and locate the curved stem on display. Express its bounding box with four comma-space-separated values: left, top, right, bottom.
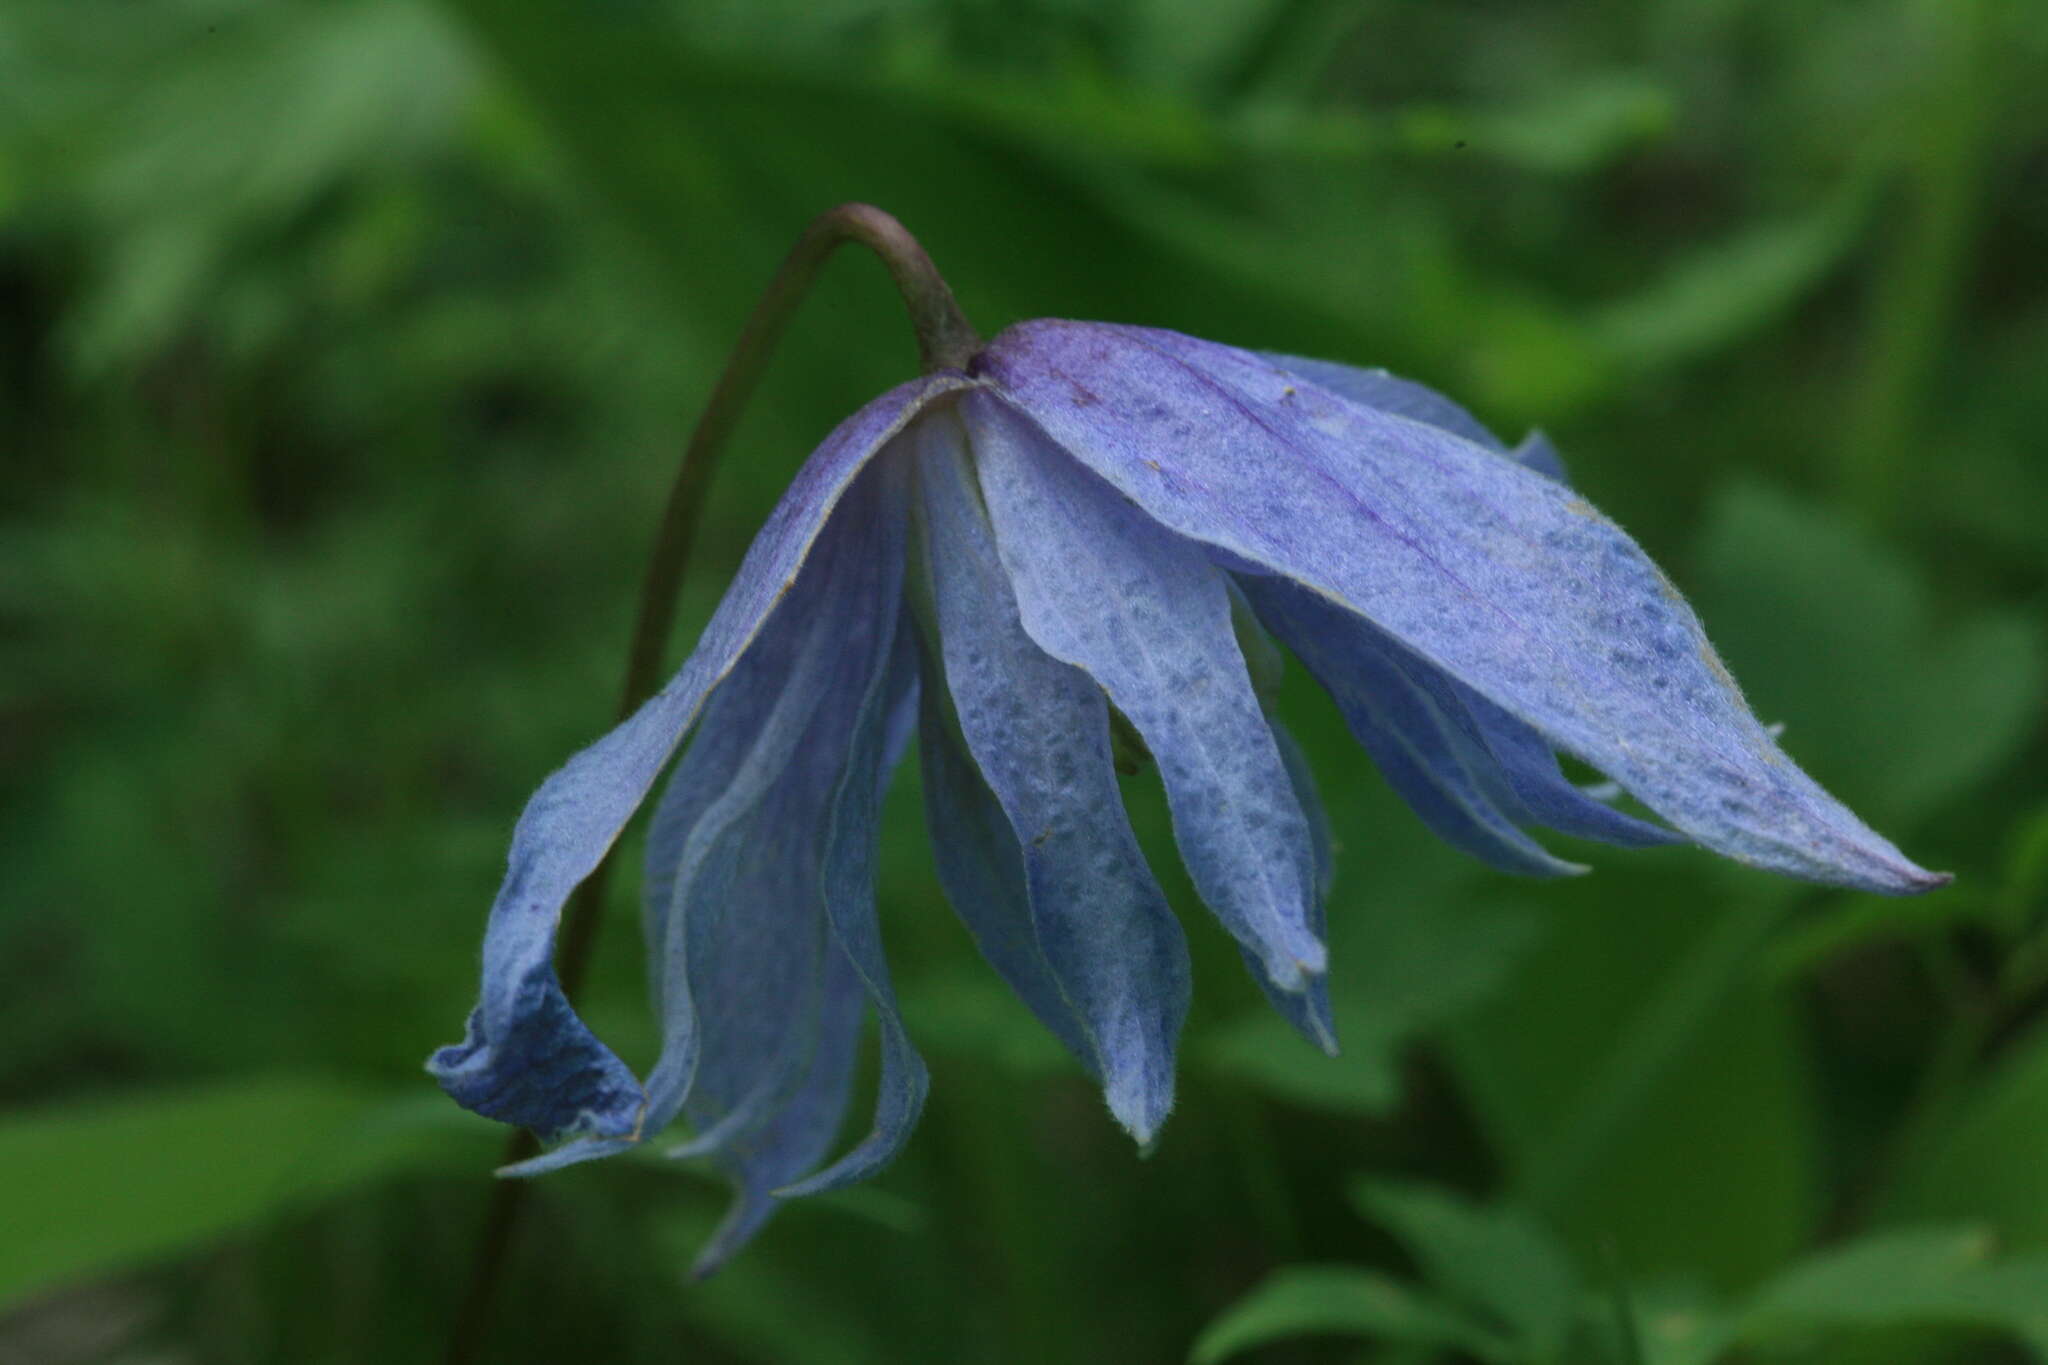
445, 204, 977, 1365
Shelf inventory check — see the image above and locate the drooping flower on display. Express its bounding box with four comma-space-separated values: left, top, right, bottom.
430, 319, 1944, 1273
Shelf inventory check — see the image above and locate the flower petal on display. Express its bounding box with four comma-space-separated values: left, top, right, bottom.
776, 602, 930, 1196
1271, 718, 1335, 903
1261, 352, 1570, 484
1511, 431, 1568, 483
1246, 706, 1338, 1053
687, 946, 865, 1278
914, 411, 1190, 1143
1259, 355, 1671, 852
915, 663, 1096, 1062
1244, 576, 1587, 876
963, 390, 1329, 992
426, 373, 967, 1143
634, 461, 912, 1145
1223, 590, 1338, 1050
1452, 683, 1682, 848
982, 322, 1941, 894
1261, 353, 1505, 452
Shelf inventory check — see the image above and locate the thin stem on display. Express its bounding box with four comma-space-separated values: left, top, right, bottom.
445, 205, 977, 1365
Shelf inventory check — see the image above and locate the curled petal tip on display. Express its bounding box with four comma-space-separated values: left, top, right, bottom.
493, 1133, 639, 1179
1105, 1083, 1173, 1151
1307, 1019, 1340, 1058
1285, 939, 1330, 983
1899, 866, 1955, 894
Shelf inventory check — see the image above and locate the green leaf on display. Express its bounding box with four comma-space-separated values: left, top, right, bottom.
0, 1078, 493, 1311
1400, 74, 1675, 174
1591, 170, 1875, 370
1731, 1226, 2048, 1354
1449, 865, 1817, 1286
1349, 1179, 1581, 1356
1889, 1021, 2048, 1251
1189, 1266, 1510, 1365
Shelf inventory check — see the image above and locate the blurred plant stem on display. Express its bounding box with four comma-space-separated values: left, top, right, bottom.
1519, 889, 1796, 1214
445, 204, 979, 1365
1840, 0, 1998, 529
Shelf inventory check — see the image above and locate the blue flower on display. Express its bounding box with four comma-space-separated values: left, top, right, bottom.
429, 320, 1944, 1272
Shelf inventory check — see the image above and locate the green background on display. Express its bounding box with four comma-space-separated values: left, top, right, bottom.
4, 1, 2046, 1361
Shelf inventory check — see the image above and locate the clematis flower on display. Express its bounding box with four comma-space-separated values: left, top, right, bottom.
430, 320, 1943, 1273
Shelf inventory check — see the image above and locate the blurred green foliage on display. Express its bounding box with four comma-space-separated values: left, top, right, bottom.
3, 1, 2045, 1362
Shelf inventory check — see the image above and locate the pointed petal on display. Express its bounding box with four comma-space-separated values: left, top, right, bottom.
1226, 595, 1338, 1050
1511, 430, 1569, 483
1270, 717, 1335, 902
1261, 353, 1506, 452
1246, 708, 1338, 1054
915, 660, 1097, 1067
426, 373, 964, 1144
684, 618, 925, 1268
982, 323, 1942, 895
496, 1134, 638, 1178
915, 413, 1189, 1143
1262, 352, 1570, 482
634, 461, 910, 1141
1451, 684, 1682, 849
1257, 357, 1663, 850
776, 606, 930, 1197
963, 391, 1328, 992
1243, 576, 1588, 877
688, 945, 865, 1277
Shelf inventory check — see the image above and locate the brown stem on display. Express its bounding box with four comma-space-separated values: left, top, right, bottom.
445, 205, 977, 1365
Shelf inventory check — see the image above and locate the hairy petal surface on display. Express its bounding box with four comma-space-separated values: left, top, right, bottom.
779, 603, 929, 1196
915, 413, 1189, 1142
963, 390, 1331, 999
1243, 576, 1589, 877
688, 946, 864, 1278
426, 373, 966, 1146
1264, 352, 1568, 484
1452, 684, 1681, 848
1224, 589, 1339, 1049
1262, 354, 1504, 452
982, 322, 1940, 894
916, 664, 1095, 1061
1260, 355, 1673, 852
633, 458, 912, 1179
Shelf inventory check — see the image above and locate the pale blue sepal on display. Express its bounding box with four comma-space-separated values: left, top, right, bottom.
427, 373, 970, 1143
689, 946, 865, 1278
774, 600, 931, 1197
1261, 353, 1503, 451
964, 390, 1330, 991
1262, 350, 1568, 483
496, 1135, 638, 1179
635, 461, 911, 1148
915, 412, 1189, 1143
982, 323, 1944, 895
1243, 575, 1588, 877
1255, 354, 1670, 851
